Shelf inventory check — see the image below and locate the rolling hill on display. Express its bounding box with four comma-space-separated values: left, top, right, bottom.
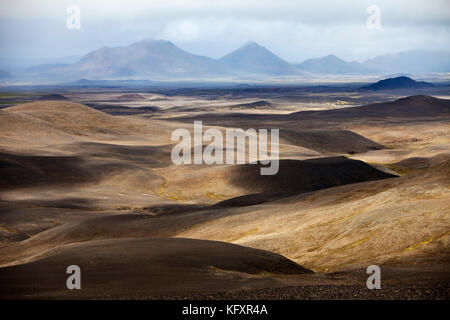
288, 95, 450, 120
0, 238, 311, 298
361, 76, 434, 91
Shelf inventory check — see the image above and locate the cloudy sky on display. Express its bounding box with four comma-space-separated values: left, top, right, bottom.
0, 0, 449, 68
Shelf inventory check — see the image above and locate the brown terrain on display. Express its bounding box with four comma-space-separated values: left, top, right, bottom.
0, 89, 449, 299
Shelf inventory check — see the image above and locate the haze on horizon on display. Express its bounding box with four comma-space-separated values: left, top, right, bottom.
0, 0, 449, 69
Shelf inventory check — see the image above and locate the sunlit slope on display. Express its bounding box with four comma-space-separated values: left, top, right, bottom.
176, 160, 450, 271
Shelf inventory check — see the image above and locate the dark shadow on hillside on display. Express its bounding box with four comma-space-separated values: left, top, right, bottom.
214, 157, 397, 208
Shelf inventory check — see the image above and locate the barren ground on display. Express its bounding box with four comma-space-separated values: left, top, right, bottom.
0, 86, 449, 299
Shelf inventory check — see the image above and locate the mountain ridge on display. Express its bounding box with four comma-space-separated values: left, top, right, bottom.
296, 54, 375, 74
23, 39, 450, 80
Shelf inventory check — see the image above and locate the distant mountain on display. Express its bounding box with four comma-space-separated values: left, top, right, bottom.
219, 41, 302, 76
25, 41, 450, 80
361, 76, 433, 91
363, 50, 450, 73
69, 78, 159, 87
297, 50, 450, 75
45, 39, 221, 79
296, 55, 374, 74
0, 70, 12, 79
37, 94, 69, 101
25, 63, 70, 74
39, 39, 301, 80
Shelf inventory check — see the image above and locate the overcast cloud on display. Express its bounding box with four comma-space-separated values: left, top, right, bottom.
0, 0, 449, 68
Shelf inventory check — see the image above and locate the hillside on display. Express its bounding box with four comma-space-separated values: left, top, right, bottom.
177, 159, 450, 271
227, 157, 396, 195
361, 76, 434, 91
0, 238, 311, 298
288, 95, 449, 119
37, 94, 69, 101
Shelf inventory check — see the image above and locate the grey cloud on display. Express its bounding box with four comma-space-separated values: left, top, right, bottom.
0, 0, 449, 68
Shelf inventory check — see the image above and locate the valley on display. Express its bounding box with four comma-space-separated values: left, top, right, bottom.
0, 83, 449, 299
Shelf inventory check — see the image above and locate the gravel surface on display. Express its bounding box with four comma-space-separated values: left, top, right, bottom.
153, 283, 450, 300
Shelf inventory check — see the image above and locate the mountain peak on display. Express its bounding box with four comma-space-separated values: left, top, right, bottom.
132, 38, 175, 48
323, 54, 341, 61
219, 41, 301, 75
241, 40, 261, 48
233, 41, 266, 53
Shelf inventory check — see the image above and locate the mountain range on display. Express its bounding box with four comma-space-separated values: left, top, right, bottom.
0, 70, 12, 79
21, 39, 450, 80
296, 55, 376, 75
364, 50, 450, 73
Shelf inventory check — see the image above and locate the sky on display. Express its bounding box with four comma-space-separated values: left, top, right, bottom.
0, 0, 449, 68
